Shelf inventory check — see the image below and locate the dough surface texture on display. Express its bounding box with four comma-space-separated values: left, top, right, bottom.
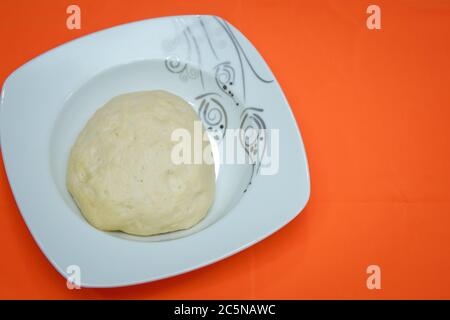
67, 90, 215, 236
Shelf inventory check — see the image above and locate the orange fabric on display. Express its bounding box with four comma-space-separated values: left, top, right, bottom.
1, 0, 449, 299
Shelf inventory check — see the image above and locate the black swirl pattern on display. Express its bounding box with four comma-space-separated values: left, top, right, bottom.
165, 55, 200, 82
165, 55, 187, 73
196, 93, 227, 141
240, 107, 267, 192
162, 16, 274, 192
214, 62, 238, 104
213, 17, 274, 102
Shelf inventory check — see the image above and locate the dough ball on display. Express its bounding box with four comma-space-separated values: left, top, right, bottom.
66, 90, 215, 236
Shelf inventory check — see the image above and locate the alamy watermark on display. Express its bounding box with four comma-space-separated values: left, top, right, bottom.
66, 5, 81, 30
170, 121, 280, 176
366, 265, 382, 290
66, 264, 82, 290
366, 5, 381, 30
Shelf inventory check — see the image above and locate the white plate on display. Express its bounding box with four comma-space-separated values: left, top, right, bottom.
0, 15, 310, 287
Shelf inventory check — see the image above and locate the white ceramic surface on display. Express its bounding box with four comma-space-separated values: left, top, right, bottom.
0, 15, 310, 287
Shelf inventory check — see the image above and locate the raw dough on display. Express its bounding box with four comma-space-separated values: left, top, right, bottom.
66, 90, 215, 236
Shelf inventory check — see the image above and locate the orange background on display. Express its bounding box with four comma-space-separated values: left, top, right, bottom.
1, 0, 450, 299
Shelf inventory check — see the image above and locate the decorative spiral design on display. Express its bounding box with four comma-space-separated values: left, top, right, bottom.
196, 93, 227, 142
240, 107, 267, 191
215, 62, 236, 98
165, 55, 187, 74
166, 55, 200, 82
203, 104, 223, 126
160, 16, 275, 194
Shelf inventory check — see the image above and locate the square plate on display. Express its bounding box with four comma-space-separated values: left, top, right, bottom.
0, 15, 310, 287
